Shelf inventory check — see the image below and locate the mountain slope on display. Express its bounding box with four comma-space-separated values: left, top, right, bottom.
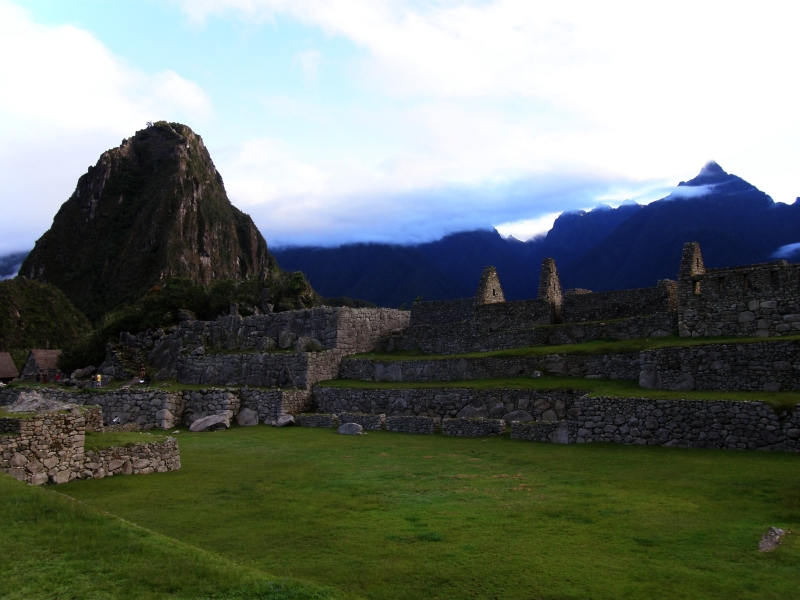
273, 243, 470, 308
20, 122, 276, 320
565, 162, 800, 290
0, 277, 92, 354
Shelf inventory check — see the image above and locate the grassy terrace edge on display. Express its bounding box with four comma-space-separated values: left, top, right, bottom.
347, 333, 800, 361
317, 376, 800, 411
0, 473, 341, 600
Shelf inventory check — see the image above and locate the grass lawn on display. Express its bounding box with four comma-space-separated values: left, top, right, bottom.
54, 425, 800, 600
0, 472, 339, 600
318, 375, 800, 412
84, 430, 171, 450
350, 333, 800, 361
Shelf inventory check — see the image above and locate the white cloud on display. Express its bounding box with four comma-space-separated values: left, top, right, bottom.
0, 0, 212, 254
294, 49, 322, 82
174, 0, 800, 206
495, 212, 561, 242
773, 242, 800, 260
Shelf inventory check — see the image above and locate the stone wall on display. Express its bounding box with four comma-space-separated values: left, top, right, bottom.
391, 312, 676, 354
385, 415, 438, 434
338, 412, 385, 430
127, 307, 409, 359
175, 349, 346, 389
240, 388, 312, 424
315, 385, 800, 451
567, 396, 799, 450
295, 413, 338, 428
183, 389, 240, 425
677, 242, 800, 339
313, 387, 583, 420
511, 421, 569, 443
561, 280, 677, 323
442, 417, 504, 437
0, 411, 85, 485
410, 298, 475, 326
640, 340, 800, 392
84, 438, 180, 479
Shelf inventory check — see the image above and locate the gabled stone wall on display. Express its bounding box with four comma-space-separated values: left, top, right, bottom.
678, 243, 800, 338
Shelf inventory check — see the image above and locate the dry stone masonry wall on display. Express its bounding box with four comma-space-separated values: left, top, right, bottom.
385, 415, 438, 434
338, 412, 385, 430
295, 413, 339, 428
176, 350, 345, 389
0, 412, 85, 485
83, 438, 180, 479
678, 242, 800, 339
313, 387, 582, 420
442, 417, 505, 437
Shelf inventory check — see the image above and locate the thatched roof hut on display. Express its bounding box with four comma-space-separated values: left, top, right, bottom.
21, 349, 62, 378
0, 352, 20, 382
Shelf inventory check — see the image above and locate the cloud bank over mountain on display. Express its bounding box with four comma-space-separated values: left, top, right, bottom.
1, 1, 799, 252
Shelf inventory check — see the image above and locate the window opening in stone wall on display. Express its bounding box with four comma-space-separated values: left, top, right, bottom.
693, 280, 701, 295
771, 270, 780, 289
718, 277, 724, 291
744, 274, 750, 290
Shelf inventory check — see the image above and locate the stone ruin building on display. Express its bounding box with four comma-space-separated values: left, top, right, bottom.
2, 241, 799, 462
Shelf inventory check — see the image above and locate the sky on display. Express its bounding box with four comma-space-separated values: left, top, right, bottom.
1, 0, 799, 256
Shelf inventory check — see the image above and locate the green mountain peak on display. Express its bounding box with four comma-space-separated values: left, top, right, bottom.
20, 121, 277, 320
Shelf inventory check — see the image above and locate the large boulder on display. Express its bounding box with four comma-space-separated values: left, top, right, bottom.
457, 400, 489, 419
190, 414, 230, 432
70, 366, 95, 379
639, 365, 662, 389
502, 410, 533, 424
278, 331, 297, 349
338, 422, 363, 435
540, 356, 566, 375
236, 408, 259, 427
276, 414, 295, 427
669, 373, 695, 391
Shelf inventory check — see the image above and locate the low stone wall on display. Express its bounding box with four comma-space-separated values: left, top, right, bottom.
83, 438, 180, 479
341, 352, 643, 383
511, 421, 569, 443
0, 411, 85, 485
183, 389, 240, 425
442, 417, 504, 437
392, 312, 676, 354
0, 387, 186, 430
385, 415, 438, 434
338, 412, 385, 430
569, 396, 799, 450
240, 388, 312, 424
0, 386, 312, 430
640, 340, 800, 392
295, 413, 339, 428
176, 350, 346, 389
313, 387, 581, 420
84, 406, 104, 432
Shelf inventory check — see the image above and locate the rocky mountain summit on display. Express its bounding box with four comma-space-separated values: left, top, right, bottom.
20, 122, 276, 320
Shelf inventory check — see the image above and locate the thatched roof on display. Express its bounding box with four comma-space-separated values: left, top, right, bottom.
25, 349, 62, 373
0, 352, 19, 380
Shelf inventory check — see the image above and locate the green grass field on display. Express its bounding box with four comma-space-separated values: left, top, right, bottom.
10, 425, 794, 600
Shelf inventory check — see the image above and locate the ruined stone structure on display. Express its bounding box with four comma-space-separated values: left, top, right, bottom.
386, 242, 797, 354
0, 408, 180, 485
677, 243, 800, 339
476, 266, 506, 305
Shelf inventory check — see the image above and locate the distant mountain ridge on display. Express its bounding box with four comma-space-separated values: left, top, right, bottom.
274, 162, 800, 306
